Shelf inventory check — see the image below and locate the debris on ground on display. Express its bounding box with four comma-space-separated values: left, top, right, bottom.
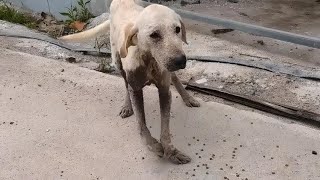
211, 28, 234, 34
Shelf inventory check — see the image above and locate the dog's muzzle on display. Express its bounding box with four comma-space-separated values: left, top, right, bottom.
168, 55, 187, 72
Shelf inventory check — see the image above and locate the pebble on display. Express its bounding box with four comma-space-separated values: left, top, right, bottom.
312, 151, 317, 155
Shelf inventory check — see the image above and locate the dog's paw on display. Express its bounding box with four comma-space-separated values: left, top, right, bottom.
119, 106, 134, 118
183, 97, 200, 107
165, 148, 191, 164
148, 141, 164, 157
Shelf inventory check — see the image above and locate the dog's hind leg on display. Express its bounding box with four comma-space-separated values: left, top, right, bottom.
112, 50, 134, 118
119, 70, 134, 118
171, 73, 200, 107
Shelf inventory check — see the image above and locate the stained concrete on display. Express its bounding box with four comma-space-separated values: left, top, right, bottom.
1, 48, 320, 180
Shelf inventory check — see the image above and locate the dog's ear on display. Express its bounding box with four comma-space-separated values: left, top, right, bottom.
119, 23, 138, 58
180, 20, 187, 44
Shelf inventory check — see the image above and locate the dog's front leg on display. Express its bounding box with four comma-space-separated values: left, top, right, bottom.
171, 73, 200, 107
158, 86, 191, 164
128, 86, 164, 156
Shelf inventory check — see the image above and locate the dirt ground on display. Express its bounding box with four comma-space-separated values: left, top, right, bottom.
1, 49, 320, 180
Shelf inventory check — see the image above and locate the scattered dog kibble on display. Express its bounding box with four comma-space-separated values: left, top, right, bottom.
312, 151, 318, 155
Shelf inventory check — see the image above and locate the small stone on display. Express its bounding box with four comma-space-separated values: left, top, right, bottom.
210, 158, 213, 160
203, 143, 206, 146
234, 148, 238, 150
272, 172, 276, 174
193, 169, 196, 171
223, 140, 226, 142
238, 134, 241, 136
197, 165, 200, 167
188, 143, 191, 146
220, 168, 223, 170
242, 169, 245, 171
257, 40, 265, 45
38, 84, 42, 87
201, 149, 204, 151
206, 172, 209, 175
233, 151, 236, 153
236, 174, 240, 177
251, 122, 253, 124
285, 164, 289, 167
192, 174, 195, 176
61, 171, 64, 173
61, 69, 65, 72
271, 157, 274, 159
199, 156, 201, 158
46, 129, 50, 132
197, 139, 199, 141
230, 166, 233, 169
10, 122, 14, 125
206, 167, 209, 169
226, 164, 228, 166
240, 145, 243, 147
196, 153, 198, 155
185, 172, 188, 175
142, 157, 145, 160
312, 151, 317, 155
276, 145, 279, 148
193, 137, 195, 139
228, 0, 238, 3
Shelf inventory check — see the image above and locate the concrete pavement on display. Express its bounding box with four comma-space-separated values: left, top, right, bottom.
1, 48, 319, 180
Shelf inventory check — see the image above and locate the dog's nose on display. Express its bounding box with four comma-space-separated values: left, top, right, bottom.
174, 55, 187, 69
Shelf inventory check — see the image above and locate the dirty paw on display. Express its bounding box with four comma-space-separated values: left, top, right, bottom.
165, 148, 191, 164
148, 141, 164, 157
183, 97, 200, 107
119, 106, 134, 118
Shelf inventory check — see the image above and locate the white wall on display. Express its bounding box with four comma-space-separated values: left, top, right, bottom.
8, 0, 107, 20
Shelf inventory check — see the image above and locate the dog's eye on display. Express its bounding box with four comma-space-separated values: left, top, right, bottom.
175, 27, 181, 34
150, 32, 161, 39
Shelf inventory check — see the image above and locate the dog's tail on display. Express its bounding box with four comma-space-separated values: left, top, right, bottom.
58, 20, 110, 42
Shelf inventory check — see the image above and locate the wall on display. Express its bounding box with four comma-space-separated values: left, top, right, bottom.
8, 0, 107, 20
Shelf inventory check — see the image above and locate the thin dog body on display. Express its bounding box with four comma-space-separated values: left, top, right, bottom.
59, 0, 200, 164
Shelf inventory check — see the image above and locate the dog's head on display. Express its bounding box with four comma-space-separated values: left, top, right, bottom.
119, 4, 188, 72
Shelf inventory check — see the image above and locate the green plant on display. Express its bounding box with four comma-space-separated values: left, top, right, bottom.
0, 0, 37, 28
60, 0, 94, 24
